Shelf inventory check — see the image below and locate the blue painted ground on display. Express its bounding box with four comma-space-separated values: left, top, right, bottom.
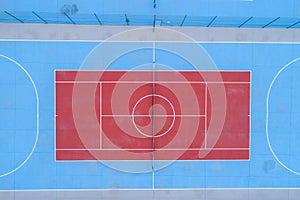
1, 41, 300, 189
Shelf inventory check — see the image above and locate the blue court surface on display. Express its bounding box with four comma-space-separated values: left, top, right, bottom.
1, 1, 300, 198
1, 40, 300, 190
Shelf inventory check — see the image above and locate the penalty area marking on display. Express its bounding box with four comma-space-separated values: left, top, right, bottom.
266, 57, 300, 176
0, 54, 39, 178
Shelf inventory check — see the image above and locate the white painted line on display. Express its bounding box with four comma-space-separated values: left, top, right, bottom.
55, 158, 251, 162
2, 187, 300, 192
56, 148, 250, 151
266, 57, 300, 176
0, 54, 39, 178
54, 69, 253, 72
249, 70, 252, 160
4, 39, 300, 44
102, 114, 206, 117
204, 82, 208, 148
54, 70, 57, 162
100, 82, 102, 149
55, 81, 251, 84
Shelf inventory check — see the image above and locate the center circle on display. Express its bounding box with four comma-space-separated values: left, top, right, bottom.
131, 94, 176, 138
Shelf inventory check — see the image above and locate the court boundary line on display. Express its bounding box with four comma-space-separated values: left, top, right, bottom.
1, 187, 300, 192
55, 69, 250, 152
54, 69, 252, 72
56, 81, 251, 84
54, 70, 57, 164
4, 39, 300, 44
54, 70, 251, 162
0, 36, 292, 191
266, 57, 300, 176
249, 70, 252, 161
56, 148, 250, 151
53, 158, 251, 162
204, 82, 208, 148
99, 82, 102, 149
99, 115, 206, 117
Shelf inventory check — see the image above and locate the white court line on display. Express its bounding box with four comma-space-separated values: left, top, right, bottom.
1, 187, 300, 192
54, 71, 251, 162
204, 83, 208, 148
266, 57, 300, 176
56, 148, 250, 151
57, 158, 252, 163
100, 82, 102, 149
54, 69, 253, 72
56, 159, 250, 163
0, 54, 39, 178
5, 39, 300, 44
55, 81, 251, 84
248, 70, 252, 160
103, 114, 206, 117
55, 72, 251, 153
54, 71, 57, 162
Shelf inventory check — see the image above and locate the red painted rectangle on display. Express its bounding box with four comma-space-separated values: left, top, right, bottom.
55, 70, 250, 161
56, 83, 100, 149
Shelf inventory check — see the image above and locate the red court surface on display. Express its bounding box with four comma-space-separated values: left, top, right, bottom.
55, 70, 250, 161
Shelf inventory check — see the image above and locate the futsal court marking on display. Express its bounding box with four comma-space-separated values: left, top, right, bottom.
0, 54, 39, 178
3, 39, 300, 45
1, 38, 297, 190
248, 70, 252, 167
100, 81, 102, 149
266, 57, 300, 176
54, 69, 252, 162
55, 81, 251, 84
2, 187, 300, 192
55, 70, 250, 161
56, 74, 248, 149
55, 71, 250, 158
56, 148, 250, 151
